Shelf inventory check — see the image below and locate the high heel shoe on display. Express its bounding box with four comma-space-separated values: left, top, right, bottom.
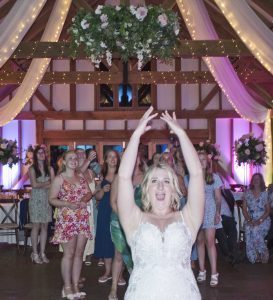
73, 284, 86, 299
40, 253, 49, 263
61, 286, 75, 300
31, 252, 42, 264
197, 270, 206, 283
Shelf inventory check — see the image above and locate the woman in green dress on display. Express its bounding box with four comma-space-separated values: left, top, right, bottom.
108, 150, 147, 300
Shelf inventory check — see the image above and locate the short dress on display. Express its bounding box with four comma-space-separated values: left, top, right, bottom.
51, 176, 92, 244
202, 173, 222, 229
29, 174, 52, 223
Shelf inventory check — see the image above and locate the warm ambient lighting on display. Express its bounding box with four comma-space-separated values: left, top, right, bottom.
176, 0, 267, 124
214, 0, 273, 76
0, 0, 72, 126
0, 1, 46, 69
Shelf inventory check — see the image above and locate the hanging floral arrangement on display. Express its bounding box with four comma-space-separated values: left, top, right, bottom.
235, 133, 267, 166
69, 5, 180, 69
195, 140, 221, 161
0, 138, 20, 168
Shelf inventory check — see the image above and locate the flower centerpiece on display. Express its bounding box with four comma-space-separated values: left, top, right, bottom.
69, 5, 180, 69
235, 133, 267, 166
0, 138, 20, 168
195, 140, 221, 161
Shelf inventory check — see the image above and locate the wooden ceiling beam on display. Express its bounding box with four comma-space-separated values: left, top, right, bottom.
0, 84, 18, 103
34, 89, 56, 111
72, 0, 92, 10
162, 0, 176, 10
0, 71, 215, 84
1, 69, 272, 85
15, 109, 240, 121
196, 85, 220, 111
11, 40, 251, 59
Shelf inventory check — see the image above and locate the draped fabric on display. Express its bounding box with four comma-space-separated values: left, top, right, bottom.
262, 111, 272, 186
214, 0, 273, 76
0, 0, 72, 127
0, 0, 46, 69
176, 0, 268, 124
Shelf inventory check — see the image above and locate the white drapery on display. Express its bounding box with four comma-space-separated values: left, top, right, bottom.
214, 0, 273, 76
176, 0, 268, 124
0, 0, 72, 127
262, 111, 272, 186
0, 0, 46, 69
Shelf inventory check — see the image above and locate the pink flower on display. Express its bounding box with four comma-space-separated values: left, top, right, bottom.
244, 149, 250, 155
207, 154, 212, 160
214, 155, 219, 160
158, 13, 168, 27
135, 7, 148, 21
199, 142, 204, 147
255, 144, 264, 152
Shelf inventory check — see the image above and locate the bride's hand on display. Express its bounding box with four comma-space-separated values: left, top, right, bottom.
160, 110, 183, 135
134, 106, 158, 138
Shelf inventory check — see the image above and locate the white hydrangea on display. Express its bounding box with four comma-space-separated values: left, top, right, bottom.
80, 19, 89, 30
95, 5, 103, 15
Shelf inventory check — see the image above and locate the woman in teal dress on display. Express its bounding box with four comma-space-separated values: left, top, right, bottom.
108, 151, 146, 300
242, 173, 271, 263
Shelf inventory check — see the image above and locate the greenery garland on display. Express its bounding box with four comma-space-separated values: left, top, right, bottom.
69, 5, 180, 69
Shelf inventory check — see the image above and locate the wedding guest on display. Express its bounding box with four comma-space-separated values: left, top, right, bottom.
109, 149, 146, 300
117, 107, 204, 299
196, 152, 222, 287
242, 173, 271, 263
29, 145, 55, 264
94, 150, 120, 283
49, 150, 92, 299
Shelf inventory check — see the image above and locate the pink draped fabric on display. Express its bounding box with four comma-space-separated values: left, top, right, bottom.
177, 0, 268, 123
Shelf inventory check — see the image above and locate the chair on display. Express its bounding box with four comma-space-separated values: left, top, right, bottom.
0, 198, 20, 252
19, 198, 33, 254
235, 200, 245, 242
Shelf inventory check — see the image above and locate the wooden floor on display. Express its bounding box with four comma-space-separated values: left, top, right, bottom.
0, 243, 272, 300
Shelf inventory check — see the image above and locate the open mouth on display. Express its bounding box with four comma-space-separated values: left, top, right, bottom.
155, 193, 165, 201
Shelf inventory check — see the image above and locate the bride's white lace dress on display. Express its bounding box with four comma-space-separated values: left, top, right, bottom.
125, 213, 201, 300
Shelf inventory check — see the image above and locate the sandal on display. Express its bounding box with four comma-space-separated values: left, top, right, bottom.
73, 284, 86, 299
98, 275, 112, 283
197, 270, 206, 283
210, 273, 219, 287
62, 286, 75, 299
117, 278, 126, 286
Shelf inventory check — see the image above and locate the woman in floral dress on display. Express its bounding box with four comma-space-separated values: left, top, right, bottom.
196, 152, 222, 287
242, 173, 271, 263
29, 145, 55, 264
50, 150, 92, 299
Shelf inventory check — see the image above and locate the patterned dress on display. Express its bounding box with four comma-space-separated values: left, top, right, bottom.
51, 176, 92, 244
244, 190, 271, 263
29, 174, 52, 223
202, 173, 222, 229
110, 185, 142, 273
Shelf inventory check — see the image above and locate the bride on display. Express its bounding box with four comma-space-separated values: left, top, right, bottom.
117, 107, 204, 300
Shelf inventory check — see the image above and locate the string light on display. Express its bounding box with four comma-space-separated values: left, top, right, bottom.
0, 1, 46, 69
214, 0, 273, 76
177, 0, 267, 123
0, 0, 72, 126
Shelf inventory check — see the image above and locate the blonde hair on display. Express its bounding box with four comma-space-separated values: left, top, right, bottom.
60, 150, 76, 173
141, 163, 182, 212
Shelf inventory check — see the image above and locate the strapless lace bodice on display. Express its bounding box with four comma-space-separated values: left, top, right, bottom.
125, 215, 201, 300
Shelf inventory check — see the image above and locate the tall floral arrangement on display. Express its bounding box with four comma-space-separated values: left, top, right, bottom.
0, 138, 20, 168
69, 5, 180, 69
195, 140, 221, 161
235, 133, 267, 166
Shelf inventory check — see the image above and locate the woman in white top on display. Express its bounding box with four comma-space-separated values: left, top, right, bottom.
117, 107, 204, 300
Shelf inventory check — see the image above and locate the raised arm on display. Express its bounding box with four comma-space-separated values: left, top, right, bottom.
160, 111, 204, 238
118, 107, 158, 237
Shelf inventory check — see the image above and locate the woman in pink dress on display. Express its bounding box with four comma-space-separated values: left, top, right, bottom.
49, 150, 92, 299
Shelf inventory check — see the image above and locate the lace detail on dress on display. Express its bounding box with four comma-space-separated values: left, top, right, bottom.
125, 216, 201, 300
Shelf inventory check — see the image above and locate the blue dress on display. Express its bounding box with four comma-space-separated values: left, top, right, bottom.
203, 173, 222, 229
244, 190, 271, 263
94, 179, 114, 258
